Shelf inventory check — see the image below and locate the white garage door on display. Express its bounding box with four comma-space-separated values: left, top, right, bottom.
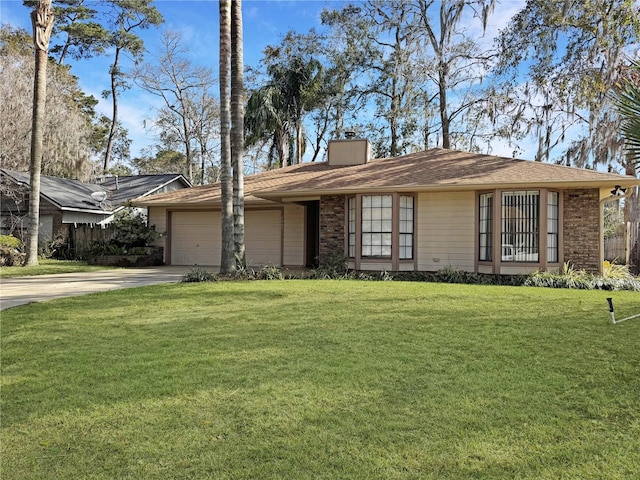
170, 209, 282, 266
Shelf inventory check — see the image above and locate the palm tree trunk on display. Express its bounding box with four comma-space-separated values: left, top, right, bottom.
231, 0, 245, 267
219, 0, 235, 274
25, 0, 54, 266
296, 118, 304, 164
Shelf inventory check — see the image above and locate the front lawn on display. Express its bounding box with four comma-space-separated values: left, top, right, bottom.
0, 259, 118, 278
1, 281, 638, 479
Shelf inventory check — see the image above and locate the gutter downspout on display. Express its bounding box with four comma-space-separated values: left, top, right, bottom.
599, 187, 634, 274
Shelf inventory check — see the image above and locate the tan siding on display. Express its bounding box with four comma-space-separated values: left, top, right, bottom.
416, 192, 475, 272
360, 261, 393, 271
148, 207, 167, 248
478, 264, 493, 275
500, 265, 546, 275
244, 210, 282, 266
283, 204, 305, 266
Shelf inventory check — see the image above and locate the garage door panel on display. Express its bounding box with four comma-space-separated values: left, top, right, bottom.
244, 210, 282, 266
170, 209, 282, 266
171, 211, 220, 265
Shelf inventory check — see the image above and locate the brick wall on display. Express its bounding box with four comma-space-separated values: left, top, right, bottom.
319, 195, 345, 264
563, 189, 600, 273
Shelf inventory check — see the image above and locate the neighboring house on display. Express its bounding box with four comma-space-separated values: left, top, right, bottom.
97, 174, 192, 223
134, 139, 640, 274
0, 169, 190, 245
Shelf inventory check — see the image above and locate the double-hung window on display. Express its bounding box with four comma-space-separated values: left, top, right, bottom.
348, 197, 356, 258
547, 192, 559, 263
361, 195, 393, 257
399, 195, 414, 260
479, 193, 493, 262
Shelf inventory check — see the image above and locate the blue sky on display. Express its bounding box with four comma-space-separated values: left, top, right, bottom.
1, 0, 529, 162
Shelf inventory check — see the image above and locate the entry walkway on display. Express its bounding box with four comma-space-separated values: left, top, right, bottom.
0, 266, 196, 310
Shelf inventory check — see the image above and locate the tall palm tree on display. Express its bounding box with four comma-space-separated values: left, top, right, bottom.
231, 0, 245, 267
282, 57, 323, 165
245, 55, 323, 168
25, 0, 54, 266
245, 86, 290, 168
613, 59, 640, 227
615, 61, 640, 175
219, 0, 235, 274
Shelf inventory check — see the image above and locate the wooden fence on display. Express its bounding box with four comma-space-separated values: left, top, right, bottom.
604, 222, 640, 274
69, 224, 116, 257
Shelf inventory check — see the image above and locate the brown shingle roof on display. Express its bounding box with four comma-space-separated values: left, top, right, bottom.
135, 149, 639, 207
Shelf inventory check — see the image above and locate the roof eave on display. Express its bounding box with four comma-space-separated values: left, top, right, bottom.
138, 176, 193, 197
60, 207, 113, 215
134, 197, 279, 209
252, 178, 640, 200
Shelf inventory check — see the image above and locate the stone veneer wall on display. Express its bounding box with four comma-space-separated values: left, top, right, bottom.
563, 189, 600, 273
319, 195, 345, 264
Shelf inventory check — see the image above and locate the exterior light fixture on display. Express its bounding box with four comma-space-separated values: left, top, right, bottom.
610, 185, 627, 196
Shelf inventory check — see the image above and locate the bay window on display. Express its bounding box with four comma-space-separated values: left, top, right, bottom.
399, 195, 414, 260
501, 190, 539, 262
547, 191, 559, 263
362, 195, 393, 257
348, 197, 356, 258
479, 189, 560, 265
479, 193, 493, 261
348, 193, 414, 265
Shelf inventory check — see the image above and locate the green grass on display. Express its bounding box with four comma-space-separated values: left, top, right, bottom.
0, 259, 117, 278
1, 281, 639, 479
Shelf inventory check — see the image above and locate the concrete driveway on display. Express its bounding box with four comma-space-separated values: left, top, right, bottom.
0, 266, 196, 311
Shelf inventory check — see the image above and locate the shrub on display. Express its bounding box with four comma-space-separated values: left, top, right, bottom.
303, 254, 354, 280
0, 235, 21, 249
0, 245, 25, 266
525, 262, 640, 291
39, 229, 73, 260
317, 254, 350, 276
174, 260, 640, 291
89, 242, 127, 256
0, 235, 25, 266
111, 209, 161, 248
86, 209, 164, 264
256, 264, 285, 280
602, 261, 633, 280
182, 267, 217, 283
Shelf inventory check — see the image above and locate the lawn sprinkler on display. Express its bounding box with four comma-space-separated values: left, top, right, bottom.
606, 298, 640, 325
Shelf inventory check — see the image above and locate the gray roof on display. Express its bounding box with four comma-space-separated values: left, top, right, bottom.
1, 169, 110, 213
98, 174, 191, 205
1, 170, 191, 213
